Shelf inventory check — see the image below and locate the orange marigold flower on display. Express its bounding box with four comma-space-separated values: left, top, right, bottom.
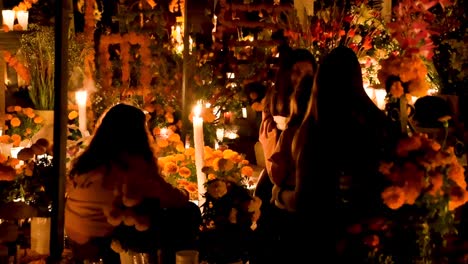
186, 183, 198, 193
168, 133, 180, 143
14, 106, 22, 112
157, 139, 169, 148
22, 107, 34, 116
163, 161, 178, 175
381, 186, 406, 210
68, 110, 79, 120
241, 166, 254, 177
33, 116, 43, 124
178, 167, 192, 178
10, 117, 21, 127
6, 106, 15, 112
164, 112, 174, 123
11, 134, 21, 142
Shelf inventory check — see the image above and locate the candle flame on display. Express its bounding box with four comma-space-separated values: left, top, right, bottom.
75, 90, 88, 107
194, 104, 202, 117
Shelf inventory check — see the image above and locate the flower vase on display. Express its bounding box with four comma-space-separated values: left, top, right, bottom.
119, 251, 150, 264
32, 110, 54, 143
30, 217, 51, 255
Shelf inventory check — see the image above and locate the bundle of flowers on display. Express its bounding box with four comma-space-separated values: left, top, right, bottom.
378, 53, 430, 98
373, 132, 467, 261
283, 0, 399, 87
197, 148, 260, 263
1, 106, 43, 146
156, 132, 256, 201
0, 138, 52, 214
104, 187, 160, 255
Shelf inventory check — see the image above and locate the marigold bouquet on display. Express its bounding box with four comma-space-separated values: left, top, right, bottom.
378, 53, 430, 97
0, 138, 52, 214
1, 106, 43, 146
156, 133, 256, 200
376, 132, 467, 261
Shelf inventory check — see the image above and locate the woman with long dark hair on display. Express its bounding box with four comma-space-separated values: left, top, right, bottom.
65, 103, 199, 262
272, 46, 395, 261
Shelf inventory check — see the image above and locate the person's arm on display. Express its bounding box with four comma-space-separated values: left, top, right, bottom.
269, 128, 294, 186
125, 159, 189, 208
142, 175, 189, 208
259, 110, 278, 175
271, 123, 316, 212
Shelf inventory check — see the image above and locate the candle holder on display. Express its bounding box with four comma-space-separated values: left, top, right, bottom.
2, 10, 15, 31
16, 10, 28, 30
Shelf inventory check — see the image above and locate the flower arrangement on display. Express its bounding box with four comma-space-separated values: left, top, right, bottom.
104, 191, 160, 255
373, 132, 467, 262
283, 0, 399, 87
378, 53, 430, 97
156, 132, 256, 202
1, 106, 43, 146
0, 138, 52, 214
19, 24, 55, 110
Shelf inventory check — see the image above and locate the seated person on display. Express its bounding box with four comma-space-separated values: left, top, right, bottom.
65, 103, 200, 263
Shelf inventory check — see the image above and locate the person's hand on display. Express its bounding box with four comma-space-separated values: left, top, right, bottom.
271, 185, 286, 209
271, 184, 280, 204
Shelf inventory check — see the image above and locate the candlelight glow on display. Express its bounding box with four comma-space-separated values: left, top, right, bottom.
16, 10, 28, 30
75, 90, 88, 107
2, 10, 15, 30
193, 104, 202, 118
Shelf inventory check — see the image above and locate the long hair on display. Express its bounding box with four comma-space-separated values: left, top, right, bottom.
287, 74, 315, 128
69, 103, 156, 178
291, 46, 392, 217
264, 48, 317, 117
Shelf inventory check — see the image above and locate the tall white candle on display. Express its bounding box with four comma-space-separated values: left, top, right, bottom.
193, 103, 206, 209
242, 107, 247, 118
16, 11, 28, 30
2, 10, 15, 30
75, 90, 88, 136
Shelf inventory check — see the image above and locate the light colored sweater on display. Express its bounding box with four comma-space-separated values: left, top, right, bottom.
65, 158, 188, 244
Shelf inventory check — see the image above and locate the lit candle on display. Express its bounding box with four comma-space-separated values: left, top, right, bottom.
216, 128, 224, 142
16, 11, 28, 30
2, 10, 15, 30
242, 107, 247, 118
193, 103, 206, 209
75, 90, 88, 136
224, 112, 232, 124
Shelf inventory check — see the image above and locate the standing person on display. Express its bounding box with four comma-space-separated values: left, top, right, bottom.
65, 103, 200, 263
252, 48, 316, 264
272, 46, 395, 261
